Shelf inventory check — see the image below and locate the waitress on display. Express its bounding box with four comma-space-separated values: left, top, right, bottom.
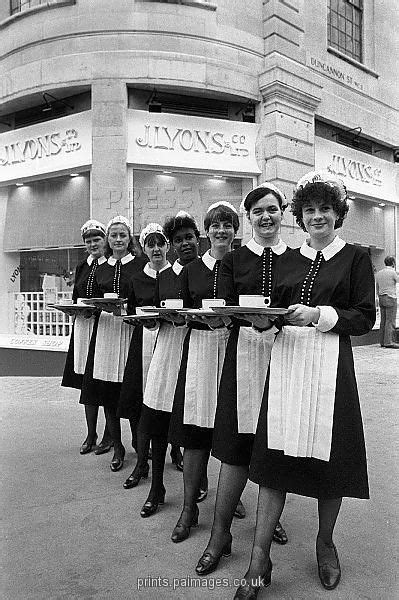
168, 201, 239, 543
80, 215, 145, 472
137, 211, 200, 518
233, 171, 375, 599
61, 219, 112, 455
118, 223, 171, 490
195, 184, 289, 577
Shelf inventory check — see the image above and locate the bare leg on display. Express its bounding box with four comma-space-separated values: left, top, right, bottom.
243, 487, 286, 584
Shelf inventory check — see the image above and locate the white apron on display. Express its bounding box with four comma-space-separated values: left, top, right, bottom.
141, 326, 158, 389
236, 326, 275, 434
267, 326, 339, 462
183, 328, 230, 428
144, 323, 188, 412
93, 312, 134, 383
73, 314, 95, 375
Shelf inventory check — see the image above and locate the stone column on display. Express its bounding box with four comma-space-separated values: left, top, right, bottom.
91, 80, 129, 225
259, 0, 322, 245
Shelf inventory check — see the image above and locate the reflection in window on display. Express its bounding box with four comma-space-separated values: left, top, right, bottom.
10, 0, 72, 16
328, 0, 363, 62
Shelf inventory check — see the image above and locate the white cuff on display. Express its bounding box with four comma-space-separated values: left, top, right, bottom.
313, 306, 338, 332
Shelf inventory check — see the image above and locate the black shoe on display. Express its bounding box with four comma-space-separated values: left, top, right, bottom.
316, 540, 341, 590
123, 463, 150, 489
140, 487, 166, 518
171, 505, 199, 543
170, 446, 184, 472
195, 533, 232, 576
234, 499, 246, 519
197, 488, 208, 503
94, 439, 114, 455
272, 521, 288, 545
233, 560, 272, 600
80, 435, 97, 455
110, 446, 125, 472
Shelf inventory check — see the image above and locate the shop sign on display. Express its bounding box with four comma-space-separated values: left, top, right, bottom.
315, 138, 399, 203
0, 111, 92, 183
0, 333, 69, 352
127, 110, 261, 174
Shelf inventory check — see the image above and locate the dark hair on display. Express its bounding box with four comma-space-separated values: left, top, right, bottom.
143, 232, 167, 247
244, 187, 287, 212
384, 255, 396, 267
291, 181, 349, 231
204, 204, 240, 233
163, 214, 200, 242
104, 223, 142, 257
82, 229, 105, 241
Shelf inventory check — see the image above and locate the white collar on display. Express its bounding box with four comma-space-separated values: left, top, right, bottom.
144, 261, 171, 279
172, 261, 184, 275
107, 253, 135, 266
202, 250, 218, 271
246, 238, 287, 257
87, 255, 106, 266
300, 236, 346, 261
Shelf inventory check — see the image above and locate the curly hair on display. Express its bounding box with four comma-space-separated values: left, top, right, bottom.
291, 181, 349, 231
163, 214, 200, 242
204, 205, 240, 233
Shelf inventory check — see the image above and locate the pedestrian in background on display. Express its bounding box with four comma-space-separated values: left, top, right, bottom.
376, 256, 399, 349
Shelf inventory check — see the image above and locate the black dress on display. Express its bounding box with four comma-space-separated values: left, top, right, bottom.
140, 261, 188, 436
61, 255, 107, 390
80, 254, 146, 408
212, 239, 290, 466
168, 251, 230, 450
117, 262, 172, 422
249, 240, 375, 499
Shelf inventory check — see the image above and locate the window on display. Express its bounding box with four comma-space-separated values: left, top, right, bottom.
328, 0, 363, 62
10, 0, 74, 16
136, 1, 215, 8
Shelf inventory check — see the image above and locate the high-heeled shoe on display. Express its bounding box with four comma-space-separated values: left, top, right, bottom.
110, 446, 125, 472
196, 488, 208, 503
140, 486, 166, 518
316, 540, 341, 590
233, 560, 273, 600
170, 446, 184, 472
123, 463, 150, 488
171, 505, 199, 543
195, 533, 232, 576
94, 439, 114, 455
80, 434, 97, 455
272, 521, 288, 545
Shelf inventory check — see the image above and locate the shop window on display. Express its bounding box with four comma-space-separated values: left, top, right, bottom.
10, 0, 75, 16
328, 0, 363, 62
131, 170, 248, 241
19, 248, 86, 293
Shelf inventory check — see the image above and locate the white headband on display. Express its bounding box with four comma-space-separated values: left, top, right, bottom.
106, 215, 132, 235
296, 170, 347, 200
174, 210, 200, 230
206, 201, 238, 214
139, 222, 168, 248
240, 182, 287, 214
81, 219, 106, 238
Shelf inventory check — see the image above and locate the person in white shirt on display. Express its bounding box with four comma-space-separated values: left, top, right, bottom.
376, 256, 399, 348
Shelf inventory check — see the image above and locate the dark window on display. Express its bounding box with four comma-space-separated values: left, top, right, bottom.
328, 0, 363, 62
10, 0, 73, 16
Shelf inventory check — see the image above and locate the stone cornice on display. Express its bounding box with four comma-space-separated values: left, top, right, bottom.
260, 80, 321, 112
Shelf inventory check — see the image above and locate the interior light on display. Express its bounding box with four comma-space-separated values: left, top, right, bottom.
16, 182, 24, 187
348, 195, 356, 200
378, 202, 386, 207
162, 170, 172, 174
70, 173, 80, 177
213, 175, 223, 179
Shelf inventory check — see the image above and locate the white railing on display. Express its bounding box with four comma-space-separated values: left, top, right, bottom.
13, 291, 73, 337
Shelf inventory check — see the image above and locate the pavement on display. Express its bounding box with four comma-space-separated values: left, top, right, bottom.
1, 344, 398, 600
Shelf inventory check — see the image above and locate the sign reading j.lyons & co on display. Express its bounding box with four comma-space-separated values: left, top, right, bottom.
127, 110, 261, 174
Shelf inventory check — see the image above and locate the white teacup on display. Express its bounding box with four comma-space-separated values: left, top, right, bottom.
136, 306, 158, 316
239, 295, 271, 308
104, 292, 118, 299
76, 298, 85, 305
202, 298, 226, 310
160, 299, 183, 309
